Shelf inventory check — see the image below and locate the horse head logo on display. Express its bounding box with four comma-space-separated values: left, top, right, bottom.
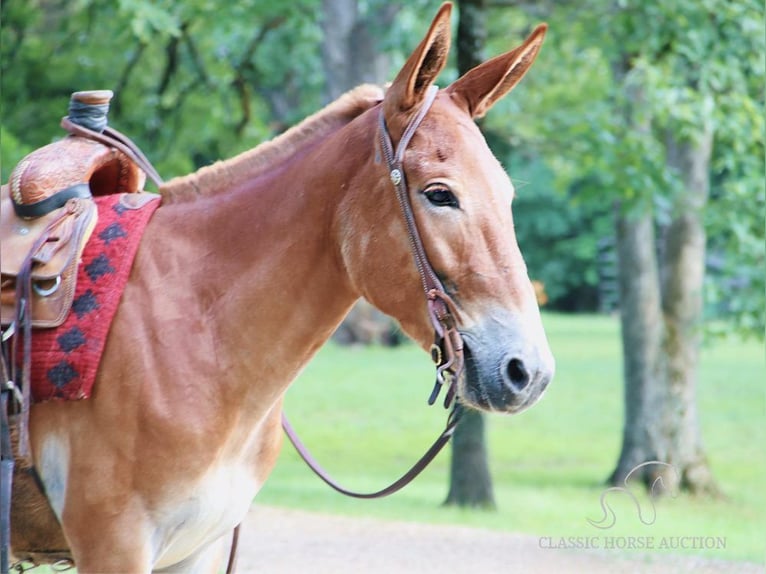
587, 461, 679, 530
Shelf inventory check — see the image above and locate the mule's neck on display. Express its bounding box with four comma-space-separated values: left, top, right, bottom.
150, 107, 380, 412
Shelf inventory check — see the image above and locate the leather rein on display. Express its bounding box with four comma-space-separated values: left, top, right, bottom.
282, 85, 467, 499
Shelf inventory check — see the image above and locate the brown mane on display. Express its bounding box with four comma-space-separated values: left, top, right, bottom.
160, 84, 384, 202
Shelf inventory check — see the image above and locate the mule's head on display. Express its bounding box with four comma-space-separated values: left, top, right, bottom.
341, 3, 554, 414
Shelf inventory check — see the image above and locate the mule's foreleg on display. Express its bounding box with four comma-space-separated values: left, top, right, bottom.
62, 507, 154, 573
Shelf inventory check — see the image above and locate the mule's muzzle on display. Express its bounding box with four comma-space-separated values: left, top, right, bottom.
459, 317, 554, 413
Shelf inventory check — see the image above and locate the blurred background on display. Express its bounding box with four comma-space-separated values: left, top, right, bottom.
2, 0, 764, 566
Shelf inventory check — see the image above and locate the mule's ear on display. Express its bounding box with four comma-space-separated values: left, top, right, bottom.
446, 24, 547, 118
384, 3, 452, 116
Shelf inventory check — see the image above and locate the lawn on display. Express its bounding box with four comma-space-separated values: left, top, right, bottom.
258, 313, 766, 564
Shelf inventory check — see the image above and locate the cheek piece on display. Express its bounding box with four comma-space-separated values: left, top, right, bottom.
377, 85, 465, 409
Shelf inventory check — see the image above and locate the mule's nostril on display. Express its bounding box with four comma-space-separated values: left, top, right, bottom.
506, 358, 530, 390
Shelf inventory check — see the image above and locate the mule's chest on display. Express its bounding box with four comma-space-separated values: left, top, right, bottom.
152, 462, 262, 568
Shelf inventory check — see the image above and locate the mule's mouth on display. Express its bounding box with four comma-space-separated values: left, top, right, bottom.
458, 334, 552, 414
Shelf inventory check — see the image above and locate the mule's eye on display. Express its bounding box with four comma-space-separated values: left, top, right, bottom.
423, 186, 459, 208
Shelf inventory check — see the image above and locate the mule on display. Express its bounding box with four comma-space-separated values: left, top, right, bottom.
14, 3, 554, 571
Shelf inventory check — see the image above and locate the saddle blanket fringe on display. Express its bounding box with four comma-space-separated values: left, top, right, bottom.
29, 193, 160, 402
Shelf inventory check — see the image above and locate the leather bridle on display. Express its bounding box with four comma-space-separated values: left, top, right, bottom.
376, 85, 465, 408
282, 85, 467, 499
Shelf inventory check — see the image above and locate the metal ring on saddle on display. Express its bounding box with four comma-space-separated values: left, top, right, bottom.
32, 276, 62, 297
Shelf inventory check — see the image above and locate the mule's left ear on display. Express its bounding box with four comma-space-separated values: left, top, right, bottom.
384, 3, 452, 117
446, 24, 547, 118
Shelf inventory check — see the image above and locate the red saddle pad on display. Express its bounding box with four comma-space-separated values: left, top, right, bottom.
29, 192, 160, 402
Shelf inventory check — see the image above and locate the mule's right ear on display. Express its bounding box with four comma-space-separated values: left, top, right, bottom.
383, 3, 452, 118
446, 23, 547, 118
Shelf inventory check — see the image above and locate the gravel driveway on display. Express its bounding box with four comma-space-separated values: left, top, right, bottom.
237, 505, 764, 574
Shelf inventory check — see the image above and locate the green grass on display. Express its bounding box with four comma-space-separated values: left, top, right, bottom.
259, 313, 766, 564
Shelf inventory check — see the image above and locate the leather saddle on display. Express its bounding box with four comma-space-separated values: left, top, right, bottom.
1, 131, 146, 329
0, 92, 164, 574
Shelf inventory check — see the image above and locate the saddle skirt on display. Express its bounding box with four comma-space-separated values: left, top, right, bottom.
25, 192, 160, 402
0, 188, 97, 328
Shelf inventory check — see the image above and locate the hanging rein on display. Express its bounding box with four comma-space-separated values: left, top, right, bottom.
282, 85, 467, 498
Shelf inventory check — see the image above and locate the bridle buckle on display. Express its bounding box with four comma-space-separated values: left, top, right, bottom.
429, 343, 442, 366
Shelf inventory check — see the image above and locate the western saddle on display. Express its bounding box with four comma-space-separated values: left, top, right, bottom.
0, 90, 162, 572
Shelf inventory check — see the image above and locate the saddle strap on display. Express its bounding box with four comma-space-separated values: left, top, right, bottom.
1, 392, 13, 574
8, 208, 73, 460
12, 183, 92, 219
282, 404, 463, 499
61, 118, 164, 188
0, 208, 70, 574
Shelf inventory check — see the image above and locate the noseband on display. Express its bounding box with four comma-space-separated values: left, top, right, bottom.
282, 86, 466, 499
377, 85, 465, 408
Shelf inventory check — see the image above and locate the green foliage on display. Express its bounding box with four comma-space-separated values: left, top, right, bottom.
0, 0, 328, 182
0, 0, 444, 181
0, 125, 33, 180
623, 0, 764, 338
117, 0, 183, 41
503, 155, 613, 310
481, 0, 765, 331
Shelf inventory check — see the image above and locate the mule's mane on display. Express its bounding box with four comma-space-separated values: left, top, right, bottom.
161, 84, 384, 201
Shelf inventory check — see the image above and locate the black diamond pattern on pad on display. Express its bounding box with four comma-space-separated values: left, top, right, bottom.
99, 222, 127, 245
48, 360, 79, 388
113, 201, 128, 216
57, 326, 87, 353
85, 253, 115, 281
72, 290, 100, 318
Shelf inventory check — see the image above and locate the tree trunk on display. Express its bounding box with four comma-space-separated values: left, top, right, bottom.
444, 0, 496, 509
320, 0, 358, 102
659, 117, 719, 494
609, 64, 719, 494
320, 0, 396, 102
607, 64, 672, 487
609, 205, 672, 487
456, 0, 487, 86
444, 409, 496, 508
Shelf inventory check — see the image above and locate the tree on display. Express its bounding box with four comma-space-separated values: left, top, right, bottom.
444, 0, 496, 509
320, 0, 400, 102
1, 0, 327, 181
607, 0, 764, 493
512, 0, 764, 493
